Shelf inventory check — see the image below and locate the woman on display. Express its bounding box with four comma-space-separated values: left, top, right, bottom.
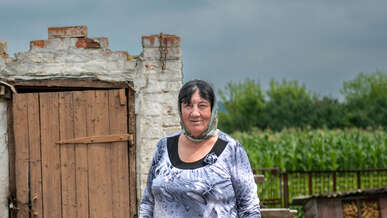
140, 80, 261, 217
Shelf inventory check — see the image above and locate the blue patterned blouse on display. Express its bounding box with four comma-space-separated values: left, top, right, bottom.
140, 131, 261, 217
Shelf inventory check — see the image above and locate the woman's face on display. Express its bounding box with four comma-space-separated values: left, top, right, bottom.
181, 89, 212, 138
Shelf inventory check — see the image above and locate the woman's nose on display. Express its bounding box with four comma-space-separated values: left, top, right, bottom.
191, 106, 200, 116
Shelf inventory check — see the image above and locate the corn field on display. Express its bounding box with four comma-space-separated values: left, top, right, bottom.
233, 129, 387, 217
233, 128, 387, 171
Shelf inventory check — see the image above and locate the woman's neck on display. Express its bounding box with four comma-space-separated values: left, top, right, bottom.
178, 133, 219, 163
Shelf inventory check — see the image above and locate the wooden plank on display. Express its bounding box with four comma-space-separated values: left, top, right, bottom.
12, 79, 128, 89
40, 92, 62, 218
317, 199, 343, 218
73, 91, 89, 218
59, 92, 77, 218
127, 85, 135, 135
119, 89, 126, 106
254, 174, 265, 184
380, 197, 387, 218
87, 90, 113, 218
128, 87, 137, 217
27, 93, 43, 218
108, 89, 130, 218
12, 94, 30, 217
7, 97, 17, 218
261, 208, 298, 217
56, 133, 134, 144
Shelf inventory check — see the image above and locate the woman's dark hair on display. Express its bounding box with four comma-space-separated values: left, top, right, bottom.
178, 80, 215, 109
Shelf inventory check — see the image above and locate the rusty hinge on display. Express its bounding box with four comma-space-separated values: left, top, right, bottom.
159, 32, 168, 71
56, 133, 134, 145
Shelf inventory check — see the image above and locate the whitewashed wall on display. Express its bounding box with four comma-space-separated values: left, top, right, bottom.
0, 26, 182, 217
0, 99, 8, 218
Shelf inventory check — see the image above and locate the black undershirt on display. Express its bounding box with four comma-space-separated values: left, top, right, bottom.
167, 135, 227, 169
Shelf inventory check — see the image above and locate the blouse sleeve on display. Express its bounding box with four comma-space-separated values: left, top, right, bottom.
230, 142, 261, 218
139, 140, 163, 218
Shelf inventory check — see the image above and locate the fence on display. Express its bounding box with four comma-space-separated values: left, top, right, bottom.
253, 168, 387, 208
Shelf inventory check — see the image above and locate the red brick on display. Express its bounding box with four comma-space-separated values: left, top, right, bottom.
30, 40, 45, 49
142, 34, 181, 48
0, 41, 8, 58
48, 25, 88, 39
75, 38, 100, 49
92, 37, 109, 49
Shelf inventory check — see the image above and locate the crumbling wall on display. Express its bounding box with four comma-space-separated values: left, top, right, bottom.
0, 98, 8, 218
0, 26, 182, 217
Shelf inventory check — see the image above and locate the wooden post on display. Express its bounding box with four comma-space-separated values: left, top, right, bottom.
283, 172, 289, 208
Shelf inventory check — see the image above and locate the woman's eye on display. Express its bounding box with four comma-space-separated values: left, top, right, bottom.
183, 104, 192, 108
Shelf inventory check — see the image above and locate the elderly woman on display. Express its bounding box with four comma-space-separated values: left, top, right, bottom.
140, 80, 260, 217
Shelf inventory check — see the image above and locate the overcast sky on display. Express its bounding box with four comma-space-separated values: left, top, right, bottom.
1, 0, 387, 99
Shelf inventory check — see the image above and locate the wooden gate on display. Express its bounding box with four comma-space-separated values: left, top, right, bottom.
10, 88, 136, 218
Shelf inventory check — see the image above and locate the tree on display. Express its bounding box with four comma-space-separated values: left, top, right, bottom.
263, 79, 315, 130
342, 72, 387, 128
311, 96, 346, 129
218, 79, 265, 133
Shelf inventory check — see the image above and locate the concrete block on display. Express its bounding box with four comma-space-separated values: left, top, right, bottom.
163, 126, 181, 136
141, 61, 183, 81
30, 38, 103, 50
162, 115, 180, 127
143, 80, 182, 94
30, 38, 77, 50
142, 47, 181, 60
48, 25, 88, 38
142, 34, 181, 48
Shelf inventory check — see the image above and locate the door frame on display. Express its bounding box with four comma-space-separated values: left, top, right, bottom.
6, 78, 137, 217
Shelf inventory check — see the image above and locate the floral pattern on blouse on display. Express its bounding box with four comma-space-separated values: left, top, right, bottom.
140, 131, 261, 218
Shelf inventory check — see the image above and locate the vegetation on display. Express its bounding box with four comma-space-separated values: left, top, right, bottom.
233, 128, 387, 171
218, 72, 387, 132
219, 72, 387, 217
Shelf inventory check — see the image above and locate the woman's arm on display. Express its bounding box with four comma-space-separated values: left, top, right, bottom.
139, 140, 163, 218
231, 142, 261, 218
139, 169, 155, 218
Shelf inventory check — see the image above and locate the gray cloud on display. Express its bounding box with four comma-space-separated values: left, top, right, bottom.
1, 0, 387, 99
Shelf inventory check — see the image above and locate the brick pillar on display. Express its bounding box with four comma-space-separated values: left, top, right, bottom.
136, 33, 183, 202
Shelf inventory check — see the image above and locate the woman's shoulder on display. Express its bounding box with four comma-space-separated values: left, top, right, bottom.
217, 130, 241, 148
156, 131, 181, 145
153, 131, 181, 153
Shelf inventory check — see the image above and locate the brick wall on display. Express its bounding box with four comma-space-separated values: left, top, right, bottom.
0, 26, 183, 217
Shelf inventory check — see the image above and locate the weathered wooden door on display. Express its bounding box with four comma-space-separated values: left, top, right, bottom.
11, 89, 136, 218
